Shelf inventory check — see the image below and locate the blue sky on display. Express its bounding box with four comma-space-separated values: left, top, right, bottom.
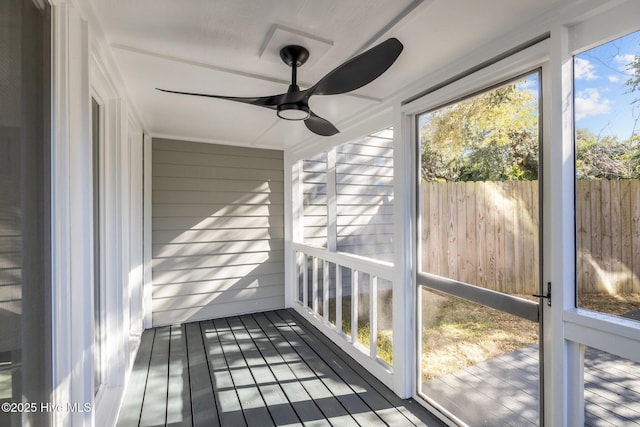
574, 30, 640, 140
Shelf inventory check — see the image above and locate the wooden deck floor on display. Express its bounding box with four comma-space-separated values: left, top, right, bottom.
421, 345, 640, 427
116, 309, 444, 427
421, 345, 540, 427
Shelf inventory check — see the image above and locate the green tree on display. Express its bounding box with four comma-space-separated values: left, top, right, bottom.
420, 81, 539, 182
576, 128, 640, 179
626, 54, 640, 103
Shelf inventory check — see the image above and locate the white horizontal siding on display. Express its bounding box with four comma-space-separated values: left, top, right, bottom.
153, 204, 285, 218
152, 297, 284, 326
152, 273, 283, 298
299, 137, 394, 261
153, 191, 284, 205
302, 154, 328, 248
152, 239, 282, 258
336, 138, 394, 263
152, 138, 284, 326
152, 250, 285, 271
153, 227, 284, 244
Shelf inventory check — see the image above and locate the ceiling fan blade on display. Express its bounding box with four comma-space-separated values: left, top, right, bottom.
156, 88, 285, 109
309, 38, 403, 96
304, 112, 339, 136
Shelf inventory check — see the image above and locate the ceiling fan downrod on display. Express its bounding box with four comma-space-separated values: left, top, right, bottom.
277, 45, 311, 120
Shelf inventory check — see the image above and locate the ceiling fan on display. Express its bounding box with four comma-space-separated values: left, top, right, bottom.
157, 38, 403, 136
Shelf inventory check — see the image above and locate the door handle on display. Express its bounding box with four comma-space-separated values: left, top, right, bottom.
532, 282, 551, 307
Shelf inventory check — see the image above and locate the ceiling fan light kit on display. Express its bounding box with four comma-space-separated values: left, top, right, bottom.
277, 103, 310, 120
158, 38, 403, 136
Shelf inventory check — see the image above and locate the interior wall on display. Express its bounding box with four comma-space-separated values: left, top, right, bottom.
151, 138, 285, 325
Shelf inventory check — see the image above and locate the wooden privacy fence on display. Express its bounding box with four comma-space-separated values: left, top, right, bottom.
576, 179, 640, 294
421, 180, 640, 295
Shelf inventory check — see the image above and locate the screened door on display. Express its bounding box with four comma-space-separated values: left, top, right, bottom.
416, 71, 543, 426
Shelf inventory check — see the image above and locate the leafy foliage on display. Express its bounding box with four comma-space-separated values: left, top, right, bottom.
574, 44, 640, 179
626, 54, 640, 103
420, 77, 640, 182
420, 81, 539, 182
576, 129, 640, 179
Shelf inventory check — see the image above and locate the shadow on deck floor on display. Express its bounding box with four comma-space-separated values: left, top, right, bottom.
116, 309, 444, 427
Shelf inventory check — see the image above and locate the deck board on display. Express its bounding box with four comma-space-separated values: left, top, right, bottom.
227, 317, 302, 427
139, 326, 170, 427
240, 315, 329, 426
116, 329, 155, 427
258, 315, 386, 427
421, 343, 640, 427
185, 322, 219, 427
212, 317, 275, 427
201, 319, 248, 427
258, 311, 361, 427
167, 325, 192, 426
117, 309, 444, 426
281, 310, 436, 427
269, 312, 401, 425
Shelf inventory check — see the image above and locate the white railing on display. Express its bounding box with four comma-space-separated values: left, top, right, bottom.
291, 242, 395, 387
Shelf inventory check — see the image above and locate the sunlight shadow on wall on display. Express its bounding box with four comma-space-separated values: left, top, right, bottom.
151, 139, 284, 326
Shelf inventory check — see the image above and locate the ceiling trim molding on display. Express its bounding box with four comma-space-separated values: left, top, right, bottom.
258, 24, 333, 58
148, 131, 284, 151
112, 43, 289, 85
111, 43, 382, 103
251, 119, 282, 147
401, 32, 550, 106
350, 0, 434, 57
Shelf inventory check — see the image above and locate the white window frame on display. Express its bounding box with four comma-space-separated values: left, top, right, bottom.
89, 42, 130, 425
51, 3, 146, 425
51, 4, 93, 426
90, 88, 106, 399
558, 2, 640, 425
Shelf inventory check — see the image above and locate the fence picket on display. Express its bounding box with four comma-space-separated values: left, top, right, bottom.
631, 180, 640, 292
421, 179, 639, 294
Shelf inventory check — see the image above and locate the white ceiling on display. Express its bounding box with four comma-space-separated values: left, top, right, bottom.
90, 0, 564, 150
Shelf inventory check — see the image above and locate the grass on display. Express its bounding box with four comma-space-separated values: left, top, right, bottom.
421, 290, 537, 381
311, 284, 639, 382
420, 290, 640, 381
578, 292, 640, 316
356, 323, 394, 366
325, 297, 394, 366
315, 287, 639, 382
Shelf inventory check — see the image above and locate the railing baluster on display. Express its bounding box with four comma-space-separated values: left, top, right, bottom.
312, 256, 319, 314
336, 265, 342, 333
351, 269, 359, 344
292, 245, 395, 382
323, 260, 329, 323
302, 253, 308, 308
370, 275, 378, 359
